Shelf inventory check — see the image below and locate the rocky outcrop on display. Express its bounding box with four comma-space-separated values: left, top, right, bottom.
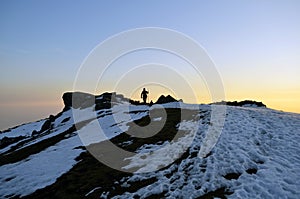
155, 95, 178, 104
62, 92, 181, 109
212, 100, 266, 108
94, 92, 115, 110
62, 92, 130, 111
62, 92, 95, 110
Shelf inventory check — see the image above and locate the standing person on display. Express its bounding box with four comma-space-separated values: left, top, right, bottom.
141, 88, 149, 104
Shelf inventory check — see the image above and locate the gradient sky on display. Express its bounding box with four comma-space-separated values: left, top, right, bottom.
1, 0, 300, 130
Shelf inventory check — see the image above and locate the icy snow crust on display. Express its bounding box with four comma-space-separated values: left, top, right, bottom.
1, 101, 300, 198
0, 103, 149, 198
122, 119, 198, 173
0, 120, 47, 154
0, 135, 83, 197
0, 120, 46, 140
115, 106, 300, 199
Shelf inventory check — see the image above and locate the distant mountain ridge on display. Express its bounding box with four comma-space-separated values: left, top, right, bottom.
212, 100, 266, 108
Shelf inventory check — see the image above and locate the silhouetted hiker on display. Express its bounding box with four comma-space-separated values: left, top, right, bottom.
141, 88, 149, 104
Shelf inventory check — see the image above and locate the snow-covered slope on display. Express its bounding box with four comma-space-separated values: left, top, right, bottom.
116, 106, 300, 198
0, 92, 299, 199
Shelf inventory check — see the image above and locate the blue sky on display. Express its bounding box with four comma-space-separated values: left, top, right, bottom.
1, 0, 300, 130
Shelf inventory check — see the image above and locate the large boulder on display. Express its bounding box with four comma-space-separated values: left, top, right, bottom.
62, 91, 130, 111
155, 95, 178, 104
62, 92, 95, 110
94, 92, 114, 110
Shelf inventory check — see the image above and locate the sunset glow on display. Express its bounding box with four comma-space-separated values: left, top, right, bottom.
1, 1, 299, 130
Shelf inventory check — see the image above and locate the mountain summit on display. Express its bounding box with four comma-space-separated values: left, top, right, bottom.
0, 92, 299, 198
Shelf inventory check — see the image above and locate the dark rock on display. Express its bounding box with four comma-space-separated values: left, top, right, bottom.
155, 95, 178, 104
62, 92, 130, 111
62, 92, 179, 110
49, 115, 55, 122
95, 92, 113, 110
246, 168, 257, 174
40, 119, 51, 133
4, 177, 15, 182
62, 92, 95, 109
32, 130, 39, 137
212, 100, 266, 108
129, 100, 141, 105
149, 100, 154, 106
40, 114, 57, 133
61, 117, 70, 123
0, 136, 26, 149
62, 92, 72, 108
198, 187, 233, 198
223, 172, 241, 180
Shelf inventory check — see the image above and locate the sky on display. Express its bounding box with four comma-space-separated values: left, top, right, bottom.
1, 0, 300, 130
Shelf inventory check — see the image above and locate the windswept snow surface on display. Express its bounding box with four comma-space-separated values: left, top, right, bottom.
0, 120, 47, 154
77, 103, 149, 146
116, 106, 300, 198
122, 120, 199, 173
0, 103, 149, 198
1, 101, 300, 198
0, 135, 84, 197
0, 120, 46, 140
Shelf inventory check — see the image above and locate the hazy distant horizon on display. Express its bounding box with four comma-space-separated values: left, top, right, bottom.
1, 89, 299, 131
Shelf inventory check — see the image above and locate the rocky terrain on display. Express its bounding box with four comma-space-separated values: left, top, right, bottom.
0, 92, 299, 198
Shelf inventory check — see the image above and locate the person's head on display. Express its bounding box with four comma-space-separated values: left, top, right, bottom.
143, 88, 146, 91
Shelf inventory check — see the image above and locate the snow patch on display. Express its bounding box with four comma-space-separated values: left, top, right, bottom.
0, 119, 46, 140
0, 135, 84, 198
122, 120, 199, 173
